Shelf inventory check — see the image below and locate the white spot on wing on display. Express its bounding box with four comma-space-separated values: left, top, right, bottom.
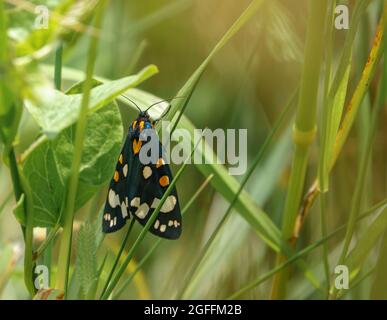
161, 195, 177, 213
135, 203, 149, 219
108, 189, 120, 208
159, 224, 166, 232
151, 198, 160, 209
123, 164, 128, 177
168, 220, 173, 227
154, 219, 160, 229
121, 202, 128, 218
143, 166, 152, 179
130, 197, 140, 208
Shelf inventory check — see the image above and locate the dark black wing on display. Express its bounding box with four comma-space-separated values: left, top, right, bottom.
128, 138, 182, 240
102, 136, 132, 233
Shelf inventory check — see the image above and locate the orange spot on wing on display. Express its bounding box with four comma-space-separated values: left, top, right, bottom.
113, 171, 119, 182
159, 175, 170, 187
139, 121, 144, 132
132, 120, 137, 130
118, 154, 123, 164
156, 158, 165, 168
133, 139, 142, 155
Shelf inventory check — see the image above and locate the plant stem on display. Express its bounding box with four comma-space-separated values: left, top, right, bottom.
54, 43, 63, 90
8, 149, 23, 201
8, 148, 35, 295
291, 11, 386, 240
43, 42, 64, 287
271, 0, 327, 299
100, 219, 135, 297
318, 0, 336, 297
56, 0, 107, 296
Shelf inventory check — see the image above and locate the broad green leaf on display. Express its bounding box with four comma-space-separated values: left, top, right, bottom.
22, 100, 123, 227
25, 65, 157, 138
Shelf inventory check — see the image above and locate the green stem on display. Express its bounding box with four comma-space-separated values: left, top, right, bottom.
271, 0, 327, 299
54, 43, 63, 90
100, 219, 135, 297
43, 42, 64, 287
318, 0, 336, 297
33, 224, 60, 261
20, 172, 36, 296
56, 0, 107, 296
8, 149, 23, 201
9, 148, 35, 295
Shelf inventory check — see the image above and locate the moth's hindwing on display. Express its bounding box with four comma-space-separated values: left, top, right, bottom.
129, 137, 182, 240
102, 137, 132, 233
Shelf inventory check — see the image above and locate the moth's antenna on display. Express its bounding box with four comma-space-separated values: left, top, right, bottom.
121, 95, 142, 113
145, 96, 186, 112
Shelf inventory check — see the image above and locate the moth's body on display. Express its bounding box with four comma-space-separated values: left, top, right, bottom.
102, 111, 182, 239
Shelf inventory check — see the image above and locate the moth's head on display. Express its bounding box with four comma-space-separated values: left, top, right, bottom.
129, 114, 154, 138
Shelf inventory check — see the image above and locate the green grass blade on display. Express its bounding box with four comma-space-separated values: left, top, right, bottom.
272, 0, 327, 298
